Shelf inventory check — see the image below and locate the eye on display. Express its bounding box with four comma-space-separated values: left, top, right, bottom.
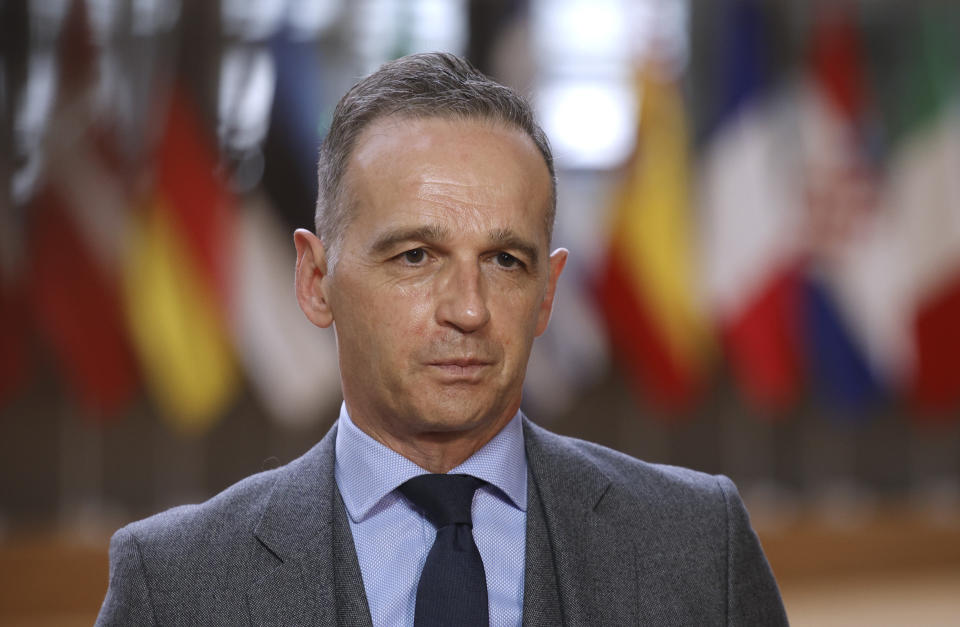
494, 252, 522, 269
400, 248, 427, 264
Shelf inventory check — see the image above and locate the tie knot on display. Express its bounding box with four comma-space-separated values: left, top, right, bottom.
399, 474, 485, 528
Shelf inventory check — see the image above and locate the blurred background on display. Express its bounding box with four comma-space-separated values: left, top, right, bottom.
2, 0, 959, 624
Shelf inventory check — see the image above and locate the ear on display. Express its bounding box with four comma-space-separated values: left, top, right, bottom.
534, 247, 568, 337
294, 228, 334, 328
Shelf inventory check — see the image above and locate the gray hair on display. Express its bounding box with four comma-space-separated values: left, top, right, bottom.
315, 52, 556, 263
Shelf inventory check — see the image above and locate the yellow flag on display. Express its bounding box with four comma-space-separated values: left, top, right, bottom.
614, 69, 709, 372
598, 67, 710, 411
122, 199, 237, 434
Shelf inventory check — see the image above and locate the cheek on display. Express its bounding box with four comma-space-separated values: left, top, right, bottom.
398, 287, 434, 338
352, 284, 434, 358
490, 291, 542, 346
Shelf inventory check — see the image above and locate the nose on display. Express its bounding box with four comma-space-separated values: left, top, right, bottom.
435, 259, 490, 333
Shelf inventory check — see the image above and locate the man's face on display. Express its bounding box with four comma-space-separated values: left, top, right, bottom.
314, 116, 565, 446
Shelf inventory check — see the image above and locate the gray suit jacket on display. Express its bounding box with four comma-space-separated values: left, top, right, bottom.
96, 418, 788, 625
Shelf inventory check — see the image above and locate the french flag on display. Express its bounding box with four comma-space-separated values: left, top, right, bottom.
698, 0, 804, 414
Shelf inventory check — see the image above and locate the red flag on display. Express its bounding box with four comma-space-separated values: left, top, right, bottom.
155, 88, 233, 309
0, 277, 32, 405
911, 275, 960, 414
28, 188, 139, 418
722, 270, 803, 410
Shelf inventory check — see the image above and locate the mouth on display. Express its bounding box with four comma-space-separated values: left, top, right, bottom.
426, 358, 493, 380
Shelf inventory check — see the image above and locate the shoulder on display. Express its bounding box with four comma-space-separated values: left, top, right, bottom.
108, 428, 338, 583
522, 419, 788, 624
522, 417, 745, 538
120, 464, 284, 553
523, 417, 732, 506
118, 425, 336, 553
98, 464, 291, 626
97, 429, 339, 624
106, 461, 293, 612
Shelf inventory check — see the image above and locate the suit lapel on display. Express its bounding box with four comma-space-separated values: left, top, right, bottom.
522, 465, 562, 627
246, 425, 341, 626
522, 418, 639, 626
332, 489, 374, 627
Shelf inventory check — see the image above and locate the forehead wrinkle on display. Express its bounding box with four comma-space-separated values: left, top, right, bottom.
415, 179, 507, 209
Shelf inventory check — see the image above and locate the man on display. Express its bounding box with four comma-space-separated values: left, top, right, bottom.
97, 53, 787, 626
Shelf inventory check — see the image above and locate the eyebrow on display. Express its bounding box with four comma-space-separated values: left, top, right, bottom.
369, 225, 451, 256
489, 228, 541, 269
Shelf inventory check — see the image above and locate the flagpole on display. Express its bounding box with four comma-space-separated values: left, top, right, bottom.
59, 400, 105, 538
909, 418, 960, 521
152, 416, 205, 513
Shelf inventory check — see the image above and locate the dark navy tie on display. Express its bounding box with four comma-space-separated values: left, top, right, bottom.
398, 474, 488, 627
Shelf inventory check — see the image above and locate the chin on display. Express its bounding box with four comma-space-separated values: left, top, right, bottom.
412, 399, 502, 434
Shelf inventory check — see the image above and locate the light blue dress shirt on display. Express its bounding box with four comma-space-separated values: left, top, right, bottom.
334, 404, 527, 627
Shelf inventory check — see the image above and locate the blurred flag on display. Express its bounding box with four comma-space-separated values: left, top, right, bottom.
596, 66, 709, 412
0, 277, 31, 406
698, 0, 804, 413
19, 1, 139, 419
232, 193, 341, 428
262, 31, 325, 230
122, 87, 238, 434
28, 186, 138, 418
797, 5, 885, 412
885, 10, 960, 416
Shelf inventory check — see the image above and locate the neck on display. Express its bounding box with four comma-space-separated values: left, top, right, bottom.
346, 407, 517, 473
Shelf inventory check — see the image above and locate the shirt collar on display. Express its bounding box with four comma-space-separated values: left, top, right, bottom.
334, 402, 528, 523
